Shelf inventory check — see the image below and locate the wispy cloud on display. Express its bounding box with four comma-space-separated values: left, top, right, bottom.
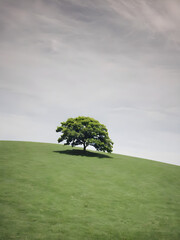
107, 0, 180, 46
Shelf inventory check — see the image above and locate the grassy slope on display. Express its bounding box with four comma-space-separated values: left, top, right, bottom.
0, 141, 179, 240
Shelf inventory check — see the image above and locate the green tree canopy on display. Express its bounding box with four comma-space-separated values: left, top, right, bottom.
56, 116, 113, 153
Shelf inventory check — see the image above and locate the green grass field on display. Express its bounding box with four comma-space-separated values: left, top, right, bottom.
0, 141, 179, 240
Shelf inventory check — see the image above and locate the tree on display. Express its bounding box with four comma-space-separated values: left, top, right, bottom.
56, 116, 113, 153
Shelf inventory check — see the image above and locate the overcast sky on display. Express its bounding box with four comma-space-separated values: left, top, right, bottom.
0, 0, 180, 165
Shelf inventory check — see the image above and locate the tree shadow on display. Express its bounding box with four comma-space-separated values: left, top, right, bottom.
53, 149, 112, 159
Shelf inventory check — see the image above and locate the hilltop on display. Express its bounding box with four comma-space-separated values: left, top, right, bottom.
0, 141, 179, 240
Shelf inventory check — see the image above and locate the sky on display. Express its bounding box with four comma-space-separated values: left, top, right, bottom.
0, 0, 180, 165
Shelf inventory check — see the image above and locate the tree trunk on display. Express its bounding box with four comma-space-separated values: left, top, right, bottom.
83, 143, 86, 151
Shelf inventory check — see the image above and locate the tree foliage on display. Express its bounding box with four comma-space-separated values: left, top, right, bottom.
56, 116, 113, 153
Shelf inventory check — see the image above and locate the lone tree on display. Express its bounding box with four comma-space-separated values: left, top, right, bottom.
56, 116, 113, 153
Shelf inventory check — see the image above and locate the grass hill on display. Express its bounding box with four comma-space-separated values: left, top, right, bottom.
0, 141, 179, 240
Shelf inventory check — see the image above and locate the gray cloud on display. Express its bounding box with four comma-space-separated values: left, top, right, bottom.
108, 0, 180, 45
